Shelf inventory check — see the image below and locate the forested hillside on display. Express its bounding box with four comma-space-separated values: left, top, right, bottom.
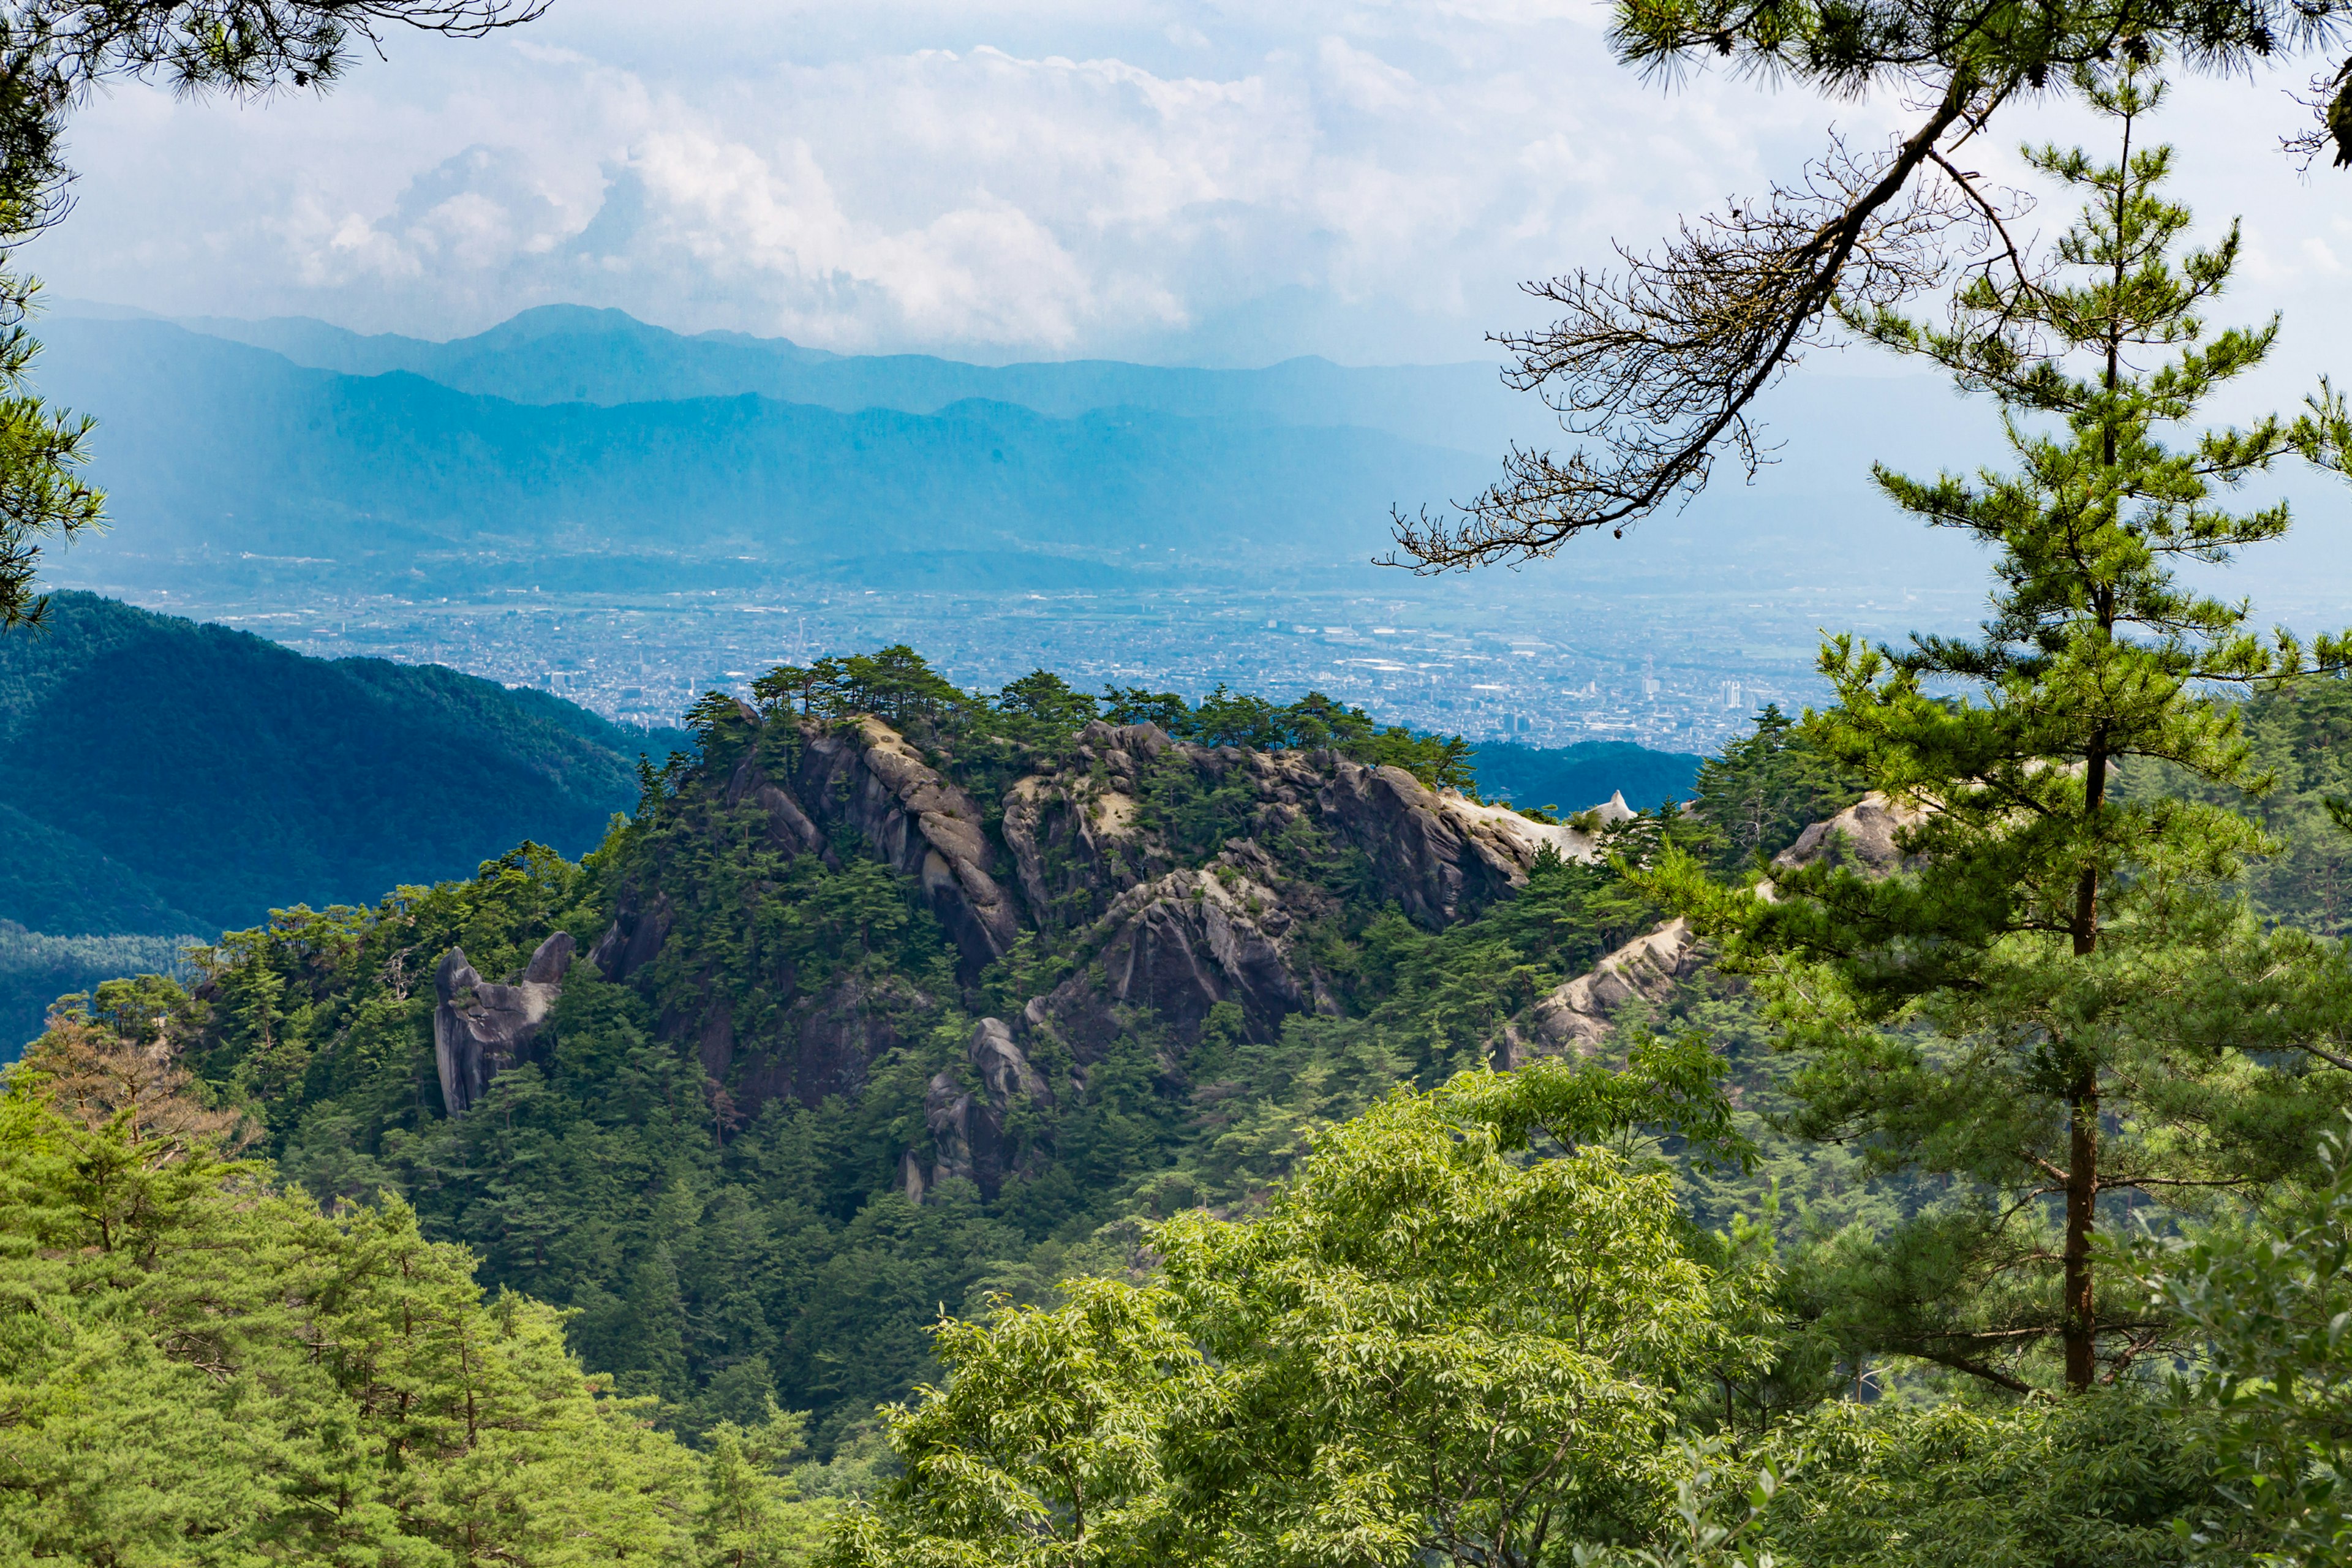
34, 632, 2351, 1423
18, 639, 2352, 1561
74, 656, 1649, 1452
0, 593, 688, 1046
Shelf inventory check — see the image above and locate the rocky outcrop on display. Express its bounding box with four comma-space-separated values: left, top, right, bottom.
1317, 763, 1602, 927
794, 718, 1018, 979
589, 888, 673, 983
999, 723, 1615, 1058
594, 716, 1018, 994
1507, 919, 1705, 1063
434, 932, 575, 1116
912, 1017, 1050, 1201
999, 722, 1171, 923
1028, 853, 1308, 1057
1501, 792, 1929, 1063
588, 701, 1643, 1123
1773, 792, 1918, 874
685, 969, 935, 1114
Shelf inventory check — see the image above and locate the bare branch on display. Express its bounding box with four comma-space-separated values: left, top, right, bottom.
1387, 77, 1987, 571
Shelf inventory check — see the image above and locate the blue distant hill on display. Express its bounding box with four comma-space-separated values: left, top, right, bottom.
1471, 741, 1702, 816
167, 302, 1549, 453
35, 315, 1493, 591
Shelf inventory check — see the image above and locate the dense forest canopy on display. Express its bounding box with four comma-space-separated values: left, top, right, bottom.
9, 595, 2352, 1561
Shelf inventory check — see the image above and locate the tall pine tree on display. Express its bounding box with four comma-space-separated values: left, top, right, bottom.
1661, 64, 2352, 1393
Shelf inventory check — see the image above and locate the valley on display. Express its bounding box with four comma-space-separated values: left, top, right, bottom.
106, 574, 1956, 752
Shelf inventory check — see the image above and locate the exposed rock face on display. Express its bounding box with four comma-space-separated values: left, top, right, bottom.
1508, 919, 1705, 1063
780, 973, 931, 1109
590, 705, 1633, 1125
795, 718, 1017, 978
1028, 855, 1307, 1057
434, 932, 575, 1116
1000, 722, 1171, 921
998, 722, 1608, 1060
1316, 763, 1600, 927
1773, 792, 1918, 874
1501, 793, 1929, 1063
914, 1017, 1050, 1201
589, 888, 673, 983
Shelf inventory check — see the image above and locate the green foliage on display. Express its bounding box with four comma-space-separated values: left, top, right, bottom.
1754, 1395, 2214, 1568
1654, 77, 2352, 1393
831, 1061, 1758, 1567
1678, 704, 1864, 874
0, 592, 679, 932
2127, 1117, 2352, 1566
2122, 675, 2352, 935
824, 1278, 1193, 1567
0, 1060, 841, 1565
0, 922, 197, 1055
0, 281, 99, 630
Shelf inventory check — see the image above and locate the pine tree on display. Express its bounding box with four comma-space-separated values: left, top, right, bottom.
1659, 65, 2352, 1393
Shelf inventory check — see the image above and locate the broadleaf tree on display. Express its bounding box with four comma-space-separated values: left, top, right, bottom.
825, 1051, 1768, 1568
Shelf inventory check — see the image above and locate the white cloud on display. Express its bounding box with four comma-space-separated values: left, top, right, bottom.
29, 1, 2344, 368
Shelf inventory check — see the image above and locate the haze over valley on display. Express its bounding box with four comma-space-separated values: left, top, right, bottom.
44, 300, 2042, 751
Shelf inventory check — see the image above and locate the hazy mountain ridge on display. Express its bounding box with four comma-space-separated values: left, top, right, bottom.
36, 316, 1496, 586
165, 303, 1547, 453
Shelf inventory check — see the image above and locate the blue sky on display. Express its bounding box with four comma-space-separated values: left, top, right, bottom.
36, 1, 2352, 369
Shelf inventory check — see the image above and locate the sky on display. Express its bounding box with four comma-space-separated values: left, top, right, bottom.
34, 0, 2352, 369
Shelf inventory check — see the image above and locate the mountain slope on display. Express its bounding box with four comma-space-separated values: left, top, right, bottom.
169, 303, 1546, 452
149, 687, 1666, 1442
0, 593, 687, 935
36, 317, 1493, 586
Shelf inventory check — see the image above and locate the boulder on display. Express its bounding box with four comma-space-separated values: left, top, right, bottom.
433, 932, 575, 1116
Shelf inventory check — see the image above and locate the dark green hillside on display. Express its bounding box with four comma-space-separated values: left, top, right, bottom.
1471, 739, 1703, 815
0, 592, 685, 936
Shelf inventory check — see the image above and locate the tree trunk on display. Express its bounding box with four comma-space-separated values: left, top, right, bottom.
2063, 741, 2109, 1392
2062, 1075, 2100, 1391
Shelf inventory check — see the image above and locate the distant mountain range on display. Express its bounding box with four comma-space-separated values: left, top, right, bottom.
44, 298, 2350, 611
33, 300, 2080, 598
33, 312, 1503, 592
0, 592, 687, 939
170, 302, 1555, 453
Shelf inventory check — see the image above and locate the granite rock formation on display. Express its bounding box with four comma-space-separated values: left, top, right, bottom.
910, 1017, 1051, 1202
433, 932, 575, 1116
1506, 919, 1706, 1063
1773, 792, 1919, 875
1497, 791, 1929, 1063
588, 709, 1627, 1138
